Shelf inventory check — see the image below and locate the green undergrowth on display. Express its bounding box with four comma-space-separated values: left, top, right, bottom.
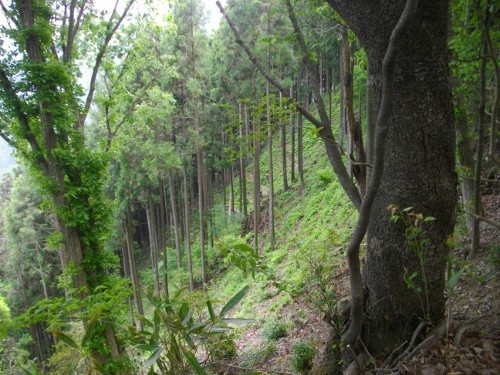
135, 99, 358, 373
200, 119, 357, 323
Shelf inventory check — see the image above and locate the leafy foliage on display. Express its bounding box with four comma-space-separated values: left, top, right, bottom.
261, 318, 289, 341
291, 340, 317, 374
128, 285, 250, 374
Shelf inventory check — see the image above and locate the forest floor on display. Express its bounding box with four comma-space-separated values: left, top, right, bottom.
217, 178, 499, 374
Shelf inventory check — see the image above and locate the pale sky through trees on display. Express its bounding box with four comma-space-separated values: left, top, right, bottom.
0, 0, 226, 172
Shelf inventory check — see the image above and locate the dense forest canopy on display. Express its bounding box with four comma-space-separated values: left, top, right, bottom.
0, 0, 498, 374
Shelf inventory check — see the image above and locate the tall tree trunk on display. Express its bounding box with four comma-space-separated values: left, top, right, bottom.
183, 164, 194, 291
146, 198, 160, 296
197, 144, 206, 287
328, 0, 457, 356
34, 243, 49, 299
471, 40, 487, 259
298, 92, 305, 185
282, 89, 289, 190
229, 166, 235, 215
168, 169, 182, 269
266, 25, 275, 249
158, 180, 169, 294
341, 26, 366, 195
365, 61, 375, 184
253, 112, 261, 252
456, 95, 476, 232
125, 206, 144, 327
241, 104, 249, 217
19, 253, 43, 361
291, 82, 296, 183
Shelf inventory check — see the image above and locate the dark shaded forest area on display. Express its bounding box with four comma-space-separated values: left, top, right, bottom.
0, 0, 498, 374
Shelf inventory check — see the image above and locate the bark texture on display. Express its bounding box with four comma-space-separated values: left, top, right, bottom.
327, 0, 457, 355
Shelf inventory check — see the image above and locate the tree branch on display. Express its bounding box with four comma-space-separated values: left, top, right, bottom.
340, 0, 419, 354
465, 210, 500, 229
0, 64, 49, 173
0, 0, 18, 26
104, 67, 163, 150
81, 0, 135, 127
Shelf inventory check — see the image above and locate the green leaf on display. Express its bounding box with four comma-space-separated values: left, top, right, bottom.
49, 330, 79, 349
207, 325, 232, 333
81, 315, 98, 348
423, 216, 436, 222
222, 318, 254, 325
184, 351, 208, 375
182, 308, 193, 327
219, 285, 249, 318
90, 358, 106, 374
144, 347, 163, 369
447, 266, 466, 290
234, 243, 255, 254
207, 300, 216, 322
136, 343, 161, 352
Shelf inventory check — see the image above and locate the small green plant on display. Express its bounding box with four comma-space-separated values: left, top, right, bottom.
261, 318, 288, 341
129, 285, 250, 374
315, 168, 334, 184
389, 205, 436, 320
209, 333, 237, 361
291, 340, 316, 374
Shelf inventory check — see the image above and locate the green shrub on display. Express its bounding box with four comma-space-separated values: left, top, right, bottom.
315, 168, 333, 184
261, 318, 288, 340
291, 340, 316, 374
209, 333, 237, 360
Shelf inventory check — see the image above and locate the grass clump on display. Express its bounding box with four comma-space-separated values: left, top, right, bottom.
291, 340, 316, 374
261, 318, 289, 341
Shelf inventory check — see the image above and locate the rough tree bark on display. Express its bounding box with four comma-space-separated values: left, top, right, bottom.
327, 0, 457, 359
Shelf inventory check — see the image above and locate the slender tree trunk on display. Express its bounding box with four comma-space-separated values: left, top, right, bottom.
266, 25, 275, 249
19, 253, 43, 361
229, 166, 235, 215
34, 243, 49, 299
183, 164, 194, 291
471, 40, 487, 259
125, 206, 144, 326
291, 82, 296, 183
197, 143, 206, 287
241, 105, 249, 217
298, 93, 305, 185
146, 198, 160, 296
456, 95, 476, 232
365, 61, 375, 183
341, 26, 366, 195
282, 89, 289, 191
168, 169, 182, 269
339, 47, 345, 152
253, 112, 261, 252
158, 180, 168, 291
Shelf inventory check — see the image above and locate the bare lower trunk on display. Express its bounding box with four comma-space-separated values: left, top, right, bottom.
146, 199, 160, 296
341, 26, 366, 195
125, 207, 144, 326
197, 146, 206, 287
183, 164, 194, 291
168, 169, 182, 270
253, 116, 261, 252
